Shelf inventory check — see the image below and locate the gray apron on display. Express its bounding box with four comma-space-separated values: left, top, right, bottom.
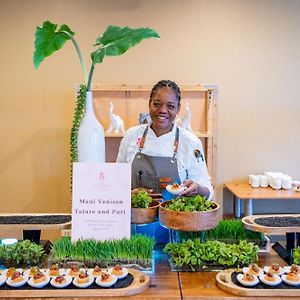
131, 125, 181, 242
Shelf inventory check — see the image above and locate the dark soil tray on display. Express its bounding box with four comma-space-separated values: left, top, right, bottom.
255, 217, 300, 227
0, 215, 71, 225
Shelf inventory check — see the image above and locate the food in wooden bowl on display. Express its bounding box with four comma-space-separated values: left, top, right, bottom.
131, 189, 160, 224
159, 195, 220, 231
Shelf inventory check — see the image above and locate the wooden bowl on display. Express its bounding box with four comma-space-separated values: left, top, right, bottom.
159, 200, 220, 231
131, 200, 160, 224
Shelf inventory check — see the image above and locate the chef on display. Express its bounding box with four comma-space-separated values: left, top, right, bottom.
116, 80, 213, 242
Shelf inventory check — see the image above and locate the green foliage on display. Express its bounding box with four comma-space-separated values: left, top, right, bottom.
131, 189, 152, 208
33, 21, 75, 69
70, 84, 87, 162
164, 239, 259, 270
51, 235, 155, 262
33, 20, 160, 91
0, 240, 46, 267
166, 195, 215, 212
293, 247, 300, 264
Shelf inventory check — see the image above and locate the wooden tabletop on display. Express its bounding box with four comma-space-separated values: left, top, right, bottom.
224, 180, 300, 200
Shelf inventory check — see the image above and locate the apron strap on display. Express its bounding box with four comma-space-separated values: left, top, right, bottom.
138, 125, 180, 161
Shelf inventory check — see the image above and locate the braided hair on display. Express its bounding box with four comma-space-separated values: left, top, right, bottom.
150, 80, 181, 104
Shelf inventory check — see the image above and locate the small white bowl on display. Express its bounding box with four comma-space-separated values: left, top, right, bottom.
6, 275, 28, 287
166, 184, 186, 195
237, 273, 259, 287
50, 275, 72, 288
263, 266, 285, 276
108, 267, 128, 279
242, 266, 263, 276
95, 274, 117, 287
0, 275, 6, 286
72, 275, 94, 288
282, 274, 300, 286
259, 273, 282, 286
27, 275, 50, 288
294, 186, 300, 192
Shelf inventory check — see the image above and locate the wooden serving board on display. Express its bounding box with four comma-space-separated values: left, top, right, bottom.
0, 213, 71, 230
242, 214, 300, 234
0, 269, 149, 298
216, 269, 300, 297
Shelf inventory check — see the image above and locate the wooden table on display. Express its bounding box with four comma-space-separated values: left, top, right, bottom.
224, 180, 300, 217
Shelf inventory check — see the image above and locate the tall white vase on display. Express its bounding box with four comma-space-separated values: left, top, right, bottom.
77, 91, 105, 162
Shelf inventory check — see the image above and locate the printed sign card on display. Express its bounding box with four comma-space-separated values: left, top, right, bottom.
72, 162, 131, 242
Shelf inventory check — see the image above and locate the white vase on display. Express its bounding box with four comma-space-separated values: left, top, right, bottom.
77, 91, 105, 162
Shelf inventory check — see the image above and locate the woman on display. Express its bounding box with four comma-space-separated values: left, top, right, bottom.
117, 80, 213, 242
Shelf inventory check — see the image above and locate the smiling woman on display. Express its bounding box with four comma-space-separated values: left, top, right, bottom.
117, 80, 213, 243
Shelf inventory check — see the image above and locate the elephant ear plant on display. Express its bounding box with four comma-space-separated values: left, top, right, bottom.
33, 20, 160, 162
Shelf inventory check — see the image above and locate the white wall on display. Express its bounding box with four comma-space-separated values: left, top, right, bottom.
0, 0, 299, 214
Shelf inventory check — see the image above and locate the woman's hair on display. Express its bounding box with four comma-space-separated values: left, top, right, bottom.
150, 80, 181, 103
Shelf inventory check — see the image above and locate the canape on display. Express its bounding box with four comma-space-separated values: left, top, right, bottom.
96, 273, 118, 287
6, 271, 28, 287
243, 264, 263, 276
237, 272, 259, 287
259, 272, 282, 286
73, 273, 93, 288
50, 275, 72, 288
108, 265, 128, 279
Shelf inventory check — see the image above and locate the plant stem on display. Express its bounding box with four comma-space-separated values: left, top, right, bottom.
61, 31, 88, 84
87, 64, 95, 91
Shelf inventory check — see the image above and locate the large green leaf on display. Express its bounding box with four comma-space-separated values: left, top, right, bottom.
91, 25, 160, 64
33, 20, 75, 69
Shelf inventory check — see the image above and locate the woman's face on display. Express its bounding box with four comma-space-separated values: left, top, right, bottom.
149, 87, 181, 136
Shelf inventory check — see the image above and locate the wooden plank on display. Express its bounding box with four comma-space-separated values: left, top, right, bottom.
242, 214, 300, 234
0, 269, 149, 298
224, 181, 300, 199
216, 269, 300, 297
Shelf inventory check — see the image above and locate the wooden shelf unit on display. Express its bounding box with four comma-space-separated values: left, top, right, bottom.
90, 84, 217, 182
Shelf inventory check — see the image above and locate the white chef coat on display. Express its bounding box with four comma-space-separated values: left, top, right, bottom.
116, 123, 214, 200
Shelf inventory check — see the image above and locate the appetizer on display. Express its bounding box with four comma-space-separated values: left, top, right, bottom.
259, 272, 282, 286
92, 266, 104, 276
96, 273, 118, 288
54, 275, 67, 285
50, 275, 72, 288
33, 271, 46, 284
291, 264, 300, 274
11, 271, 25, 283
6, 267, 17, 277
76, 271, 89, 284
236, 273, 259, 287
287, 271, 300, 282
109, 265, 128, 279
69, 264, 81, 277
49, 264, 59, 276
166, 182, 186, 195
243, 264, 263, 276
263, 263, 284, 275
28, 266, 40, 277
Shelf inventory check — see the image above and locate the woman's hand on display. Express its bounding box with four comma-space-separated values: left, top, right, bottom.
131, 187, 163, 200
180, 179, 210, 198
